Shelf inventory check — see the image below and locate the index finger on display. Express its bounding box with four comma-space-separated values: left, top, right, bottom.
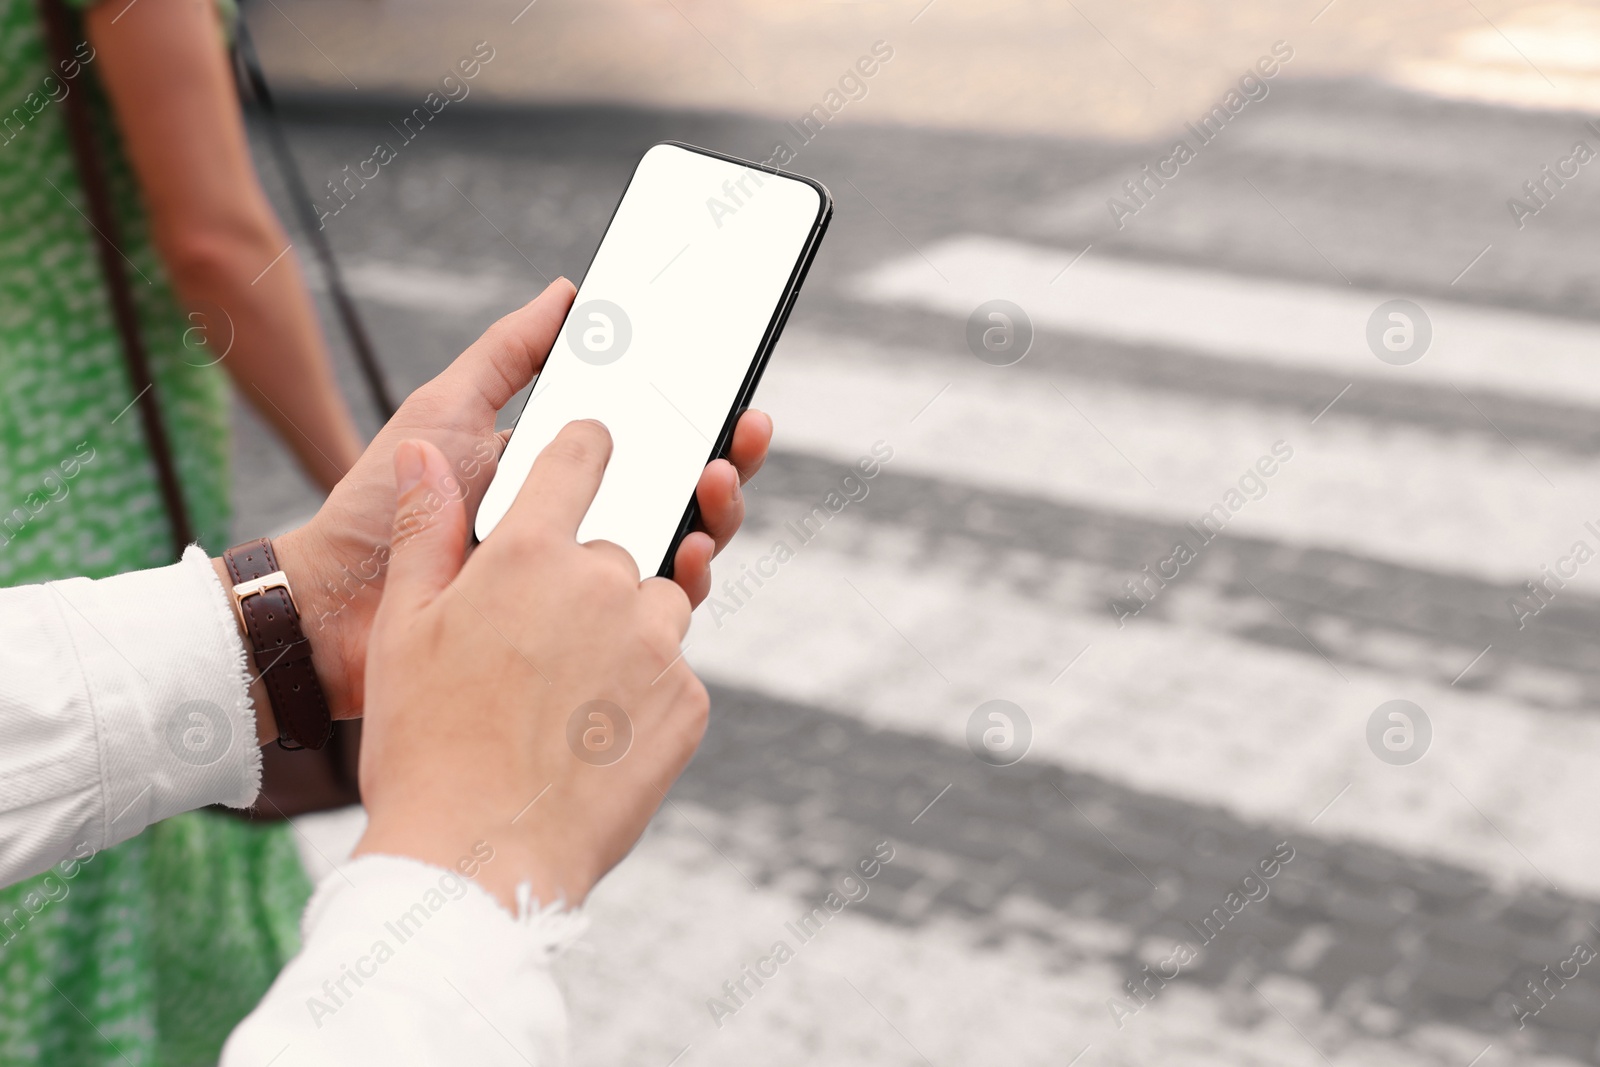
503, 419, 614, 540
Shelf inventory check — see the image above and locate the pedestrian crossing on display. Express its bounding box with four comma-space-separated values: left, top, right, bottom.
268, 106, 1600, 1064
662, 233, 1600, 1061
298, 240, 1600, 1065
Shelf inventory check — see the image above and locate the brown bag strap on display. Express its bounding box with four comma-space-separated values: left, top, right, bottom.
37, 0, 194, 561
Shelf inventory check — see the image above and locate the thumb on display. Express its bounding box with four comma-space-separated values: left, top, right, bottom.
385, 439, 468, 605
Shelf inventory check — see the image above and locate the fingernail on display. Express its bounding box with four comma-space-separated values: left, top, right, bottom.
395, 441, 425, 494
733, 481, 743, 504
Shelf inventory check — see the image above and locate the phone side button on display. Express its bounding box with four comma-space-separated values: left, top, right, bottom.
776, 289, 800, 328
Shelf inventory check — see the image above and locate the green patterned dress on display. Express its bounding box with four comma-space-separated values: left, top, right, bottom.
0, 2, 312, 1064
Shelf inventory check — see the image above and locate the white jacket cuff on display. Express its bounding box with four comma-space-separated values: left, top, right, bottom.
79, 545, 263, 830
223, 854, 586, 1066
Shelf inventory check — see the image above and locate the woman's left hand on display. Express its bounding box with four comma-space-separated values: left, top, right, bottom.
274, 278, 772, 721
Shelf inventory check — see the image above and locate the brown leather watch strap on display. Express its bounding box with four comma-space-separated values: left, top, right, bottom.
223, 537, 333, 751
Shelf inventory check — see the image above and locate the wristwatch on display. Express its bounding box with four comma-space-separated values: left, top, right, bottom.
223, 537, 333, 750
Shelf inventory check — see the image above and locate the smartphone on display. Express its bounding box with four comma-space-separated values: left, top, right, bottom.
474, 142, 833, 575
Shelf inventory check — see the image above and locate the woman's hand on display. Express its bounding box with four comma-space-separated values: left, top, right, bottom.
266, 278, 771, 728
354, 429, 709, 909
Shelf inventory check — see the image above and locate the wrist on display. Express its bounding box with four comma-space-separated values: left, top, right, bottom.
211, 554, 279, 746
212, 528, 350, 746
355, 811, 591, 912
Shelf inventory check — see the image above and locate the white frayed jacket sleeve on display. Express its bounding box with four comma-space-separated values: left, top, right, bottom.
223, 855, 586, 1067
0, 547, 584, 1065
0, 546, 262, 886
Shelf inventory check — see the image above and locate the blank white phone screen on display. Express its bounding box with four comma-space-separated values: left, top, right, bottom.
474, 143, 824, 571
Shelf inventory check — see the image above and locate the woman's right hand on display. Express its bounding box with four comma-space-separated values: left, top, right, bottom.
351, 426, 709, 910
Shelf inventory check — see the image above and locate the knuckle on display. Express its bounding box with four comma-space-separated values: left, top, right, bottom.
398, 381, 448, 423
611, 550, 643, 587
643, 625, 686, 676
668, 588, 692, 629
645, 634, 679, 670
585, 541, 640, 588
390, 506, 430, 552
679, 677, 710, 739
481, 314, 519, 355
686, 675, 709, 716
460, 320, 522, 396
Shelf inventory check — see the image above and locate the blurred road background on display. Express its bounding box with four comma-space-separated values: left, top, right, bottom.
241, 1, 1600, 1063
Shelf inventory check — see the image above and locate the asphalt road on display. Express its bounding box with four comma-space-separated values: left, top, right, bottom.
245, 81, 1600, 1066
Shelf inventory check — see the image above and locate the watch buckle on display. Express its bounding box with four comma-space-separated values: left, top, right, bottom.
231, 570, 295, 631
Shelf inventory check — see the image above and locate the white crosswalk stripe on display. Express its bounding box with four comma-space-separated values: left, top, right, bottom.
758, 330, 1600, 593
853, 234, 1600, 409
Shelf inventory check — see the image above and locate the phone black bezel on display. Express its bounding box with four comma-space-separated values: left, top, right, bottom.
477, 140, 835, 578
